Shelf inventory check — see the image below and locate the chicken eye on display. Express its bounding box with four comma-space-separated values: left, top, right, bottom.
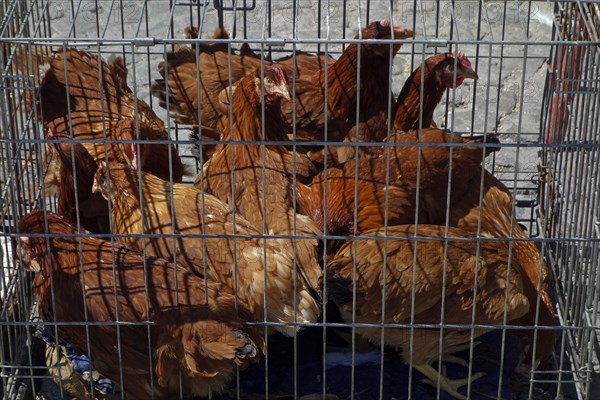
265, 77, 273, 85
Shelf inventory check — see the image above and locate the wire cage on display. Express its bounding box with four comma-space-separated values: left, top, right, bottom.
0, 0, 598, 399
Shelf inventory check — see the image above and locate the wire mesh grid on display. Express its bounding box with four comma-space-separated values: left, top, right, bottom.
0, 0, 598, 399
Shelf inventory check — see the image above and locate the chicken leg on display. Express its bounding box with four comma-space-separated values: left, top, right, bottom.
414, 363, 485, 400
435, 342, 482, 368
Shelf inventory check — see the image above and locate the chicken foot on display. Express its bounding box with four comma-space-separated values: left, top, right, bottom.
435, 341, 482, 368
413, 363, 485, 400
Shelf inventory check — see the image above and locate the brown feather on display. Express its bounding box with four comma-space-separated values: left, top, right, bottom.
46, 115, 184, 183
301, 126, 555, 365
17, 210, 263, 400
35, 48, 184, 183
49, 129, 110, 233
444, 170, 556, 366
196, 65, 323, 334
393, 52, 478, 132
37, 48, 162, 128
152, 23, 412, 161
278, 21, 413, 161
94, 160, 320, 336
152, 26, 262, 129
296, 128, 491, 247
327, 224, 530, 365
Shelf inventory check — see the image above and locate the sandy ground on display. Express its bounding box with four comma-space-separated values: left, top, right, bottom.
3, 1, 574, 399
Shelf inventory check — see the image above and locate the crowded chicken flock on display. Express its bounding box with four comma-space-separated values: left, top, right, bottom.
14, 20, 555, 400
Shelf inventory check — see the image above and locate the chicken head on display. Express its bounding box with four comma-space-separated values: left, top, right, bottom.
15, 236, 41, 273
440, 51, 479, 88
91, 161, 110, 200
255, 65, 291, 104
393, 52, 479, 132
359, 20, 415, 55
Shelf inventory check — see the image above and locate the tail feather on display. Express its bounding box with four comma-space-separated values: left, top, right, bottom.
11, 45, 53, 83
324, 265, 355, 305
150, 78, 197, 125
184, 26, 200, 39
151, 51, 198, 125
208, 26, 230, 40
107, 55, 132, 94
461, 133, 502, 157
239, 43, 261, 59
152, 25, 258, 125
181, 322, 260, 371
190, 125, 223, 162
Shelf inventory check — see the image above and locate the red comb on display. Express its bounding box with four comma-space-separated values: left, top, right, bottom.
452, 51, 472, 69
266, 65, 287, 85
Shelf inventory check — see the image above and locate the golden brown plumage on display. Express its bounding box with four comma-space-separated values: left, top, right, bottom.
300, 127, 555, 368
93, 160, 320, 336
197, 65, 323, 316
152, 27, 262, 130
36, 49, 162, 128
445, 169, 556, 369
291, 20, 412, 144
388, 132, 555, 368
17, 210, 263, 400
41, 142, 62, 198
301, 21, 414, 163
152, 26, 333, 132
327, 224, 530, 399
296, 155, 420, 238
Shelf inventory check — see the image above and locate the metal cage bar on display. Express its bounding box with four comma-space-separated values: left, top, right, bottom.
0, 1, 598, 399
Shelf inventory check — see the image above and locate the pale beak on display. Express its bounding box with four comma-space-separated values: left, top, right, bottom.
91, 179, 100, 194
462, 67, 479, 80
394, 27, 415, 40
274, 83, 291, 101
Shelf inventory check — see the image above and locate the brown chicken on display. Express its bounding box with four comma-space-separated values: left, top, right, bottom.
296, 128, 499, 241
33, 48, 184, 183
393, 52, 479, 133
309, 21, 416, 163
387, 133, 554, 369
47, 127, 109, 233
197, 65, 322, 319
46, 115, 184, 182
92, 160, 320, 337
34, 48, 161, 128
152, 26, 333, 132
16, 210, 263, 399
152, 22, 413, 154
327, 224, 530, 399
278, 21, 414, 147
152, 27, 243, 131
299, 127, 555, 369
